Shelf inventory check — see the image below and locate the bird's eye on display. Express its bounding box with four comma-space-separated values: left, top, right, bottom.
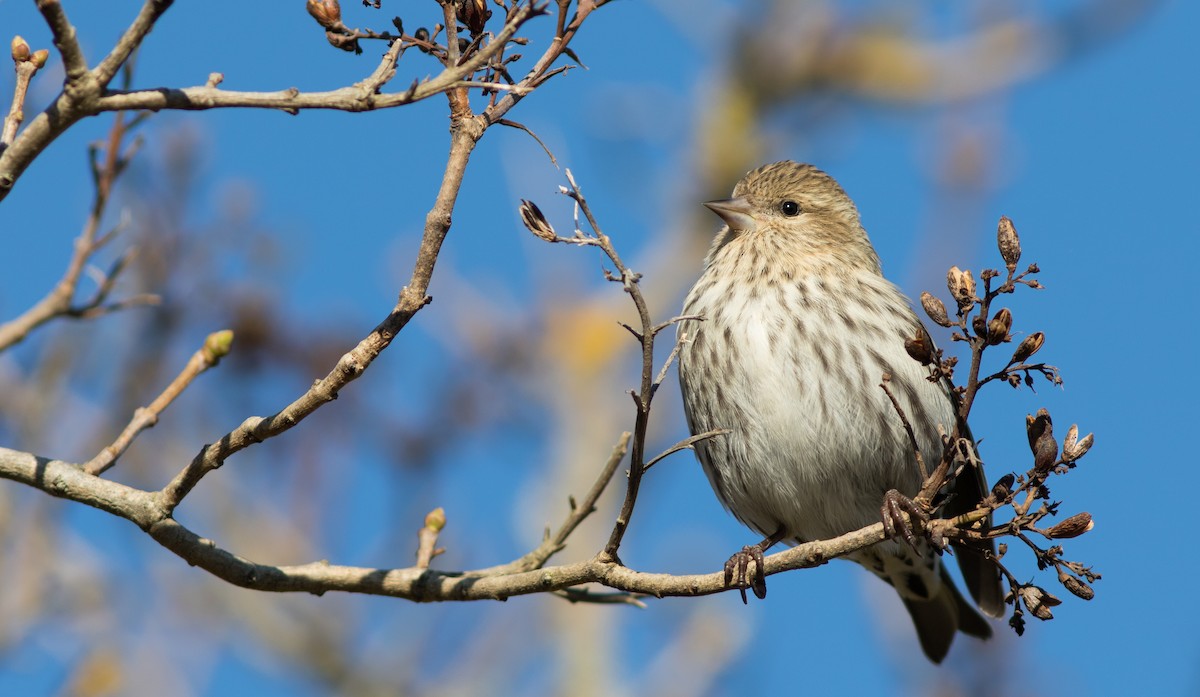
780, 200, 801, 217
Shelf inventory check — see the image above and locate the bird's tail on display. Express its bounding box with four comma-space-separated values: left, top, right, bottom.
901, 565, 993, 663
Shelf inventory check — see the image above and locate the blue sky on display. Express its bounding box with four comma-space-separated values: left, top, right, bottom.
1, 1, 1196, 695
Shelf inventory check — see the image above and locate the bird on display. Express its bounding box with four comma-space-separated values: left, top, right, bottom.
677, 160, 1004, 663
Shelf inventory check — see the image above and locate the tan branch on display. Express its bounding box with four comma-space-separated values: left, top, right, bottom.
1, 49, 41, 148
93, 0, 174, 87
0, 445, 890, 602
83, 330, 233, 476
34, 0, 89, 80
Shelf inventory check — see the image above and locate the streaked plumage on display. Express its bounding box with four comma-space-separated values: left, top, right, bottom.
678, 161, 1003, 662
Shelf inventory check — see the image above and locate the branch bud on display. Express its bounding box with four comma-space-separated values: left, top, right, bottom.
11, 35, 30, 63
203, 329, 235, 362
1011, 331, 1044, 363
919, 292, 951, 327
997, 216, 1021, 271
987, 307, 1013, 345
519, 199, 558, 242
1047, 511, 1093, 539
30, 49, 49, 68
424, 506, 446, 532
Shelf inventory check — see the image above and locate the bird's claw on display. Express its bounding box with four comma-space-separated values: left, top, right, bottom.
723, 544, 767, 603
881, 489, 930, 555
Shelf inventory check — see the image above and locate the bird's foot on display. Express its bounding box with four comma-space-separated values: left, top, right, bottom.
722, 528, 786, 603
723, 544, 767, 604
881, 489, 930, 555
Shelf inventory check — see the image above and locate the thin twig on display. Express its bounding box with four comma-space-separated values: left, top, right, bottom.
880, 375, 929, 483
84, 330, 233, 476
497, 119, 558, 167
644, 430, 728, 472
2, 60, 40, 148
35, 0, 90, 80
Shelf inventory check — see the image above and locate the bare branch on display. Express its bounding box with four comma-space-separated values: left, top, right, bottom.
0, 444, 898, 602
93, 0, 175, 87
84, 330, 233, 476
644, 430, 728, 472
34, 0, 89, 80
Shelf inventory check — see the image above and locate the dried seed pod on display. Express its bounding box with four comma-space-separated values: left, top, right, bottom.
1011, 331, 1045, 363
947, 267, 977, 311
1026, 408, 1057, 472
946, 267, 964, 306
997, 216, 1021, 271
458, 0, 491, 35
306, 0, 342, 27
1063, 424, 1079, 455
991, 472, 1016, 499
988, 308, 1013, 345
1058, 572, 1095, 601
518, 199, 558, 242
1020, 585, 1061, 620
1047, 512, 1093, 539
903, 333, 934, 365
972, 314, 988, 338
920, 292, 951, 327
960, 269, 977, 307
1064, 433, 1094, 462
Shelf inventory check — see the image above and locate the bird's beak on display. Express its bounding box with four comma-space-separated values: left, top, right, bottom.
703, 196, 756, 233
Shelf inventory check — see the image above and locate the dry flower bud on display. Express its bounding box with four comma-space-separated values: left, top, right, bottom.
1064, 433, 1094, 462
987, 308, 1013, 345
30, 49, 48, 68
424, 506, 446, 531
458, 0, 492, 35
904, 333, 934, 365
1026, 408, 1057, 472
11, 35, 30, 63
1020, 585, 1061, 621
1047, 511, 1094, 539
1011, 331, 1045, 363
920, 292, 951, 327
1059, 572, 1095, 601
306, 0, 342, 27
997, 216, 1021, 270
519, 200, 558, 242
991, 472, 1015, 499
972, 314, 987, 339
